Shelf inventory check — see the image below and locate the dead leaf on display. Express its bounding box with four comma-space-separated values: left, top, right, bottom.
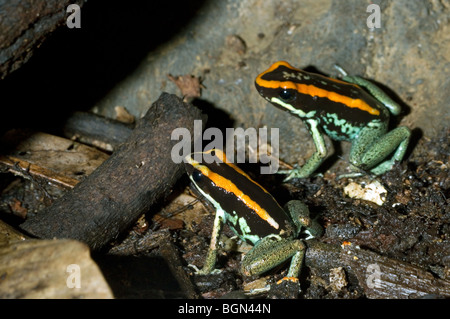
114, 106, 135, 124
168, 74, 203, 101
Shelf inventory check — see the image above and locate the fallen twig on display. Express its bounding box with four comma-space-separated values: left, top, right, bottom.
20, 93, 204, 250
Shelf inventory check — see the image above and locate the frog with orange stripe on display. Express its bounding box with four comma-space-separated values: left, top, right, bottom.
184, 149, 322, 290
255, 61, 411, 180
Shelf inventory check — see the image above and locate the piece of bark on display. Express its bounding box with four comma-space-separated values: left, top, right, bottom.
0, 155, 81, 190
20, 93, 204, 250
107, 228, 171, 256
0, 0, 86, 79
62, 112, 134, 152
159, 235, 200, 299
305, 239, 450, 298
0, 219, 28, 246
0, 130, 110, 189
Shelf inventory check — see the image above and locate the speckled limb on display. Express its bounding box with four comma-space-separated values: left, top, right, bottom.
281, 118, 327, 181
334, 65, 402, 116
349, 124, 411, 175
241, 236, 306, 277
341, 74, 402, 116
286, 247, 306, 279
195, 209, 225, 275
334, 68, 411, 175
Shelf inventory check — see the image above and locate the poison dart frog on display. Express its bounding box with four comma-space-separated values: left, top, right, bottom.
255, 61, 411, 180
184, 149, 322, 285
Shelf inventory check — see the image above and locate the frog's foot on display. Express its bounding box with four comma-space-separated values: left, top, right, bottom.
276, 169, 292, 175
275, 169, 299, 182
244, 285, 271, 296
276, 168, 309, 182
281, 169, 325, 182
284, 172, 302, 182
277, 163, 325, 181
333, 64, 349, 77
276, 277, 299, 284
188, 264, 222, 275
303, 229, 317, 240
337, 171, 365, 179
369, 159, 399, 175
337, 163, 373, 180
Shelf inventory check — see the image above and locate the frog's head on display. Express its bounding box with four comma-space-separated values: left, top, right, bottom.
184, 149, 223, 197
184, 149, 251, 189
255, 61, 300, 110
184, 148, 247, 204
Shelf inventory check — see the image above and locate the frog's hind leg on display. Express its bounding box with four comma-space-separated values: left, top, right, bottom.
334, 66, 402, 116
349, 124, 411, 176
366, 126, 410, 175
241, 236, 305, 279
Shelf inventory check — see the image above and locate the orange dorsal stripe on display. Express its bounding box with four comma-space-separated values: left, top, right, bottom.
196, 165, 278, 229
209, 149, 252, 179
211, 149, 269, 191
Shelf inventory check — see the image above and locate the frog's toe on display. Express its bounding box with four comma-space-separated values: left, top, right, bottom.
276, 169, 291, 175
337, 171, 365, 179
333, 64, 348, 77
369, 160, 397, 175
188, 264, 201, 273
337, 163, 369, 179
274, 169, 298, 181
276, 277, 299, 284
210, 269, 223, 275
188, 264, 222, 275
282, 170, 304, 182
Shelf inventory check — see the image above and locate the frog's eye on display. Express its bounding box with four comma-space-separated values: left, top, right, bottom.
192, 170, 203, 183
278, 89, 295, 102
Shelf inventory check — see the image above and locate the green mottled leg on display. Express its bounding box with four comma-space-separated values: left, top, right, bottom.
286, 248, 305, 279
349, 125, 411, 176
241, 236, 306, 279
281, 119, 327, 181
195, 209, 225, 275
284, 200, 323, 239
365, 126, 411, 174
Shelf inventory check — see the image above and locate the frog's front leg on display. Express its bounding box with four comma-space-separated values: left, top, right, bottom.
241, 235, 306, 281
349, 123, 411, 176
194, 208, 225, 275
281, 119, 327, 181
